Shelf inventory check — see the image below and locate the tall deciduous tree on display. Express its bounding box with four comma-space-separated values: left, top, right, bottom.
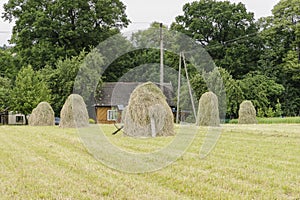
217, 67, 244, 119
3, 0, 130, 70
238, 73, 285, 117
191, 67, 244, 119
258, 0, 300, 116
40, 51, 86, 115
0, 48, 19, 79
10, 66, 51, 124
102, 22, 180, 82
41, 49, 104, 116
171, 0, 262, 79
0, 77, 11, 111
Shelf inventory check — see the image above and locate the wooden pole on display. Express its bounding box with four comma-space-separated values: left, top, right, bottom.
182, 52, 197, 120
176, 52, 182, 124
160, 23, 164, 92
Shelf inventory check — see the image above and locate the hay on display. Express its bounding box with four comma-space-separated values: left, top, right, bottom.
238, 100, 257, 124
196, 91, 220, 126
28, 102, 55, 126
59, 94, 89, 128
123, 82, 174, 137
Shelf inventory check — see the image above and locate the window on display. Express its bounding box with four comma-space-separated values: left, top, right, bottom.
16, 116, 24, 123
107, 110, 117, 121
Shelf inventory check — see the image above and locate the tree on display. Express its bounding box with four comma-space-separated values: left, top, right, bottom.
258, 0, 300, 116
238, 73, 285, 117
3, 0, 130, 70
217, 67, 244, 119
0, 77, 11, 111
0, 48, 19, 79
40, 52, 85, 115
41, 49, 104, 116
171, 0, 263, 79
191, 67, 244, 119
10, 66, 51, 124
102, 22, 181, 83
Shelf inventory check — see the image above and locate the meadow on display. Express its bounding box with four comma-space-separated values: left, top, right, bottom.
0, 124, 299, 199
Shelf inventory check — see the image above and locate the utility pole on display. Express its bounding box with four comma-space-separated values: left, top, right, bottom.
160, 23, 164, 92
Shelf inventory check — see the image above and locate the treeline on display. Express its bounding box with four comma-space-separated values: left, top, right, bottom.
0, 0, 299, 118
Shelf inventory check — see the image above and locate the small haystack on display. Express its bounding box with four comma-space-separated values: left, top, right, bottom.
29, 102, 55, 126
196, 91, 220, 126
60, 94, 89, 128
238, 100, 257, 124
123, 82, 174, 137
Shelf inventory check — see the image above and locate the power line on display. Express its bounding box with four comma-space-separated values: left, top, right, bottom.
182, 32, 260, 54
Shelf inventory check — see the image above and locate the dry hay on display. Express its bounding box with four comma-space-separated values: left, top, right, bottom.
196, 91, 220, 126
238, 100, 257, 124
59, 94, 89, 128
123, 82, 174, 137
28, 102, 55, 126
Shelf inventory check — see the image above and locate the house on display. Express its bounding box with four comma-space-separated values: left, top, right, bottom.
0, 110, 26, 125
94, 82, 176, 124
8, 112, 27, 125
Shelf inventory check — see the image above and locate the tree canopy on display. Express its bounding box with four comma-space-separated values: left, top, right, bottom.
258, 0, 300, 116
3, 0, 129, 70
171, 0, 263, 79
1, 0, 299, 119
9, 66, 51, 123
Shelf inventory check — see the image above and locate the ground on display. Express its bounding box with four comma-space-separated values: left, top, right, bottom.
0, 124, 299, 199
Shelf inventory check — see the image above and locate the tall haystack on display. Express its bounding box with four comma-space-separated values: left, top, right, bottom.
123, 82, 174, 137
60, 94, 89, 128
196, 91, 220, 126
238, 100, 257, 124
29, 102, 55, 126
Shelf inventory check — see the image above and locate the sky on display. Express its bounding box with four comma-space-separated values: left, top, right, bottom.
0, 0, 280, 46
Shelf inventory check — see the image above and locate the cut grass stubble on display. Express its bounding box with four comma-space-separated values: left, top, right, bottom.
0, 124, 299, 199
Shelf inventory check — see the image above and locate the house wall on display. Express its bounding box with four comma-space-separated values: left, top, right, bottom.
8, 113, 26, 125
96, 107, 122, 124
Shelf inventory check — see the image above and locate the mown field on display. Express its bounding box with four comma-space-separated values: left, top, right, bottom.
0, 124, 299, 199
229, 117, 300, 124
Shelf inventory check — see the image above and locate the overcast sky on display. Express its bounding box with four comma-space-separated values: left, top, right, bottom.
0, 0, 280, 46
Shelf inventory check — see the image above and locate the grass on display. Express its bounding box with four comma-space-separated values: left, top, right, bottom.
0, 124, 299, 199
229, 117, 300, 124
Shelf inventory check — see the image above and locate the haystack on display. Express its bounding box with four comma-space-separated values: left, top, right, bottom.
123, 82, 174, 137
196, 91, 220, 126
238, 100, 257, 124
29, 102, 55, 126
59, 94, 89, 128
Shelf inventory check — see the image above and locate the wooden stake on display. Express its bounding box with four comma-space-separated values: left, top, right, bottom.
182, 52, 197, 120
176, 52, 182, 124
